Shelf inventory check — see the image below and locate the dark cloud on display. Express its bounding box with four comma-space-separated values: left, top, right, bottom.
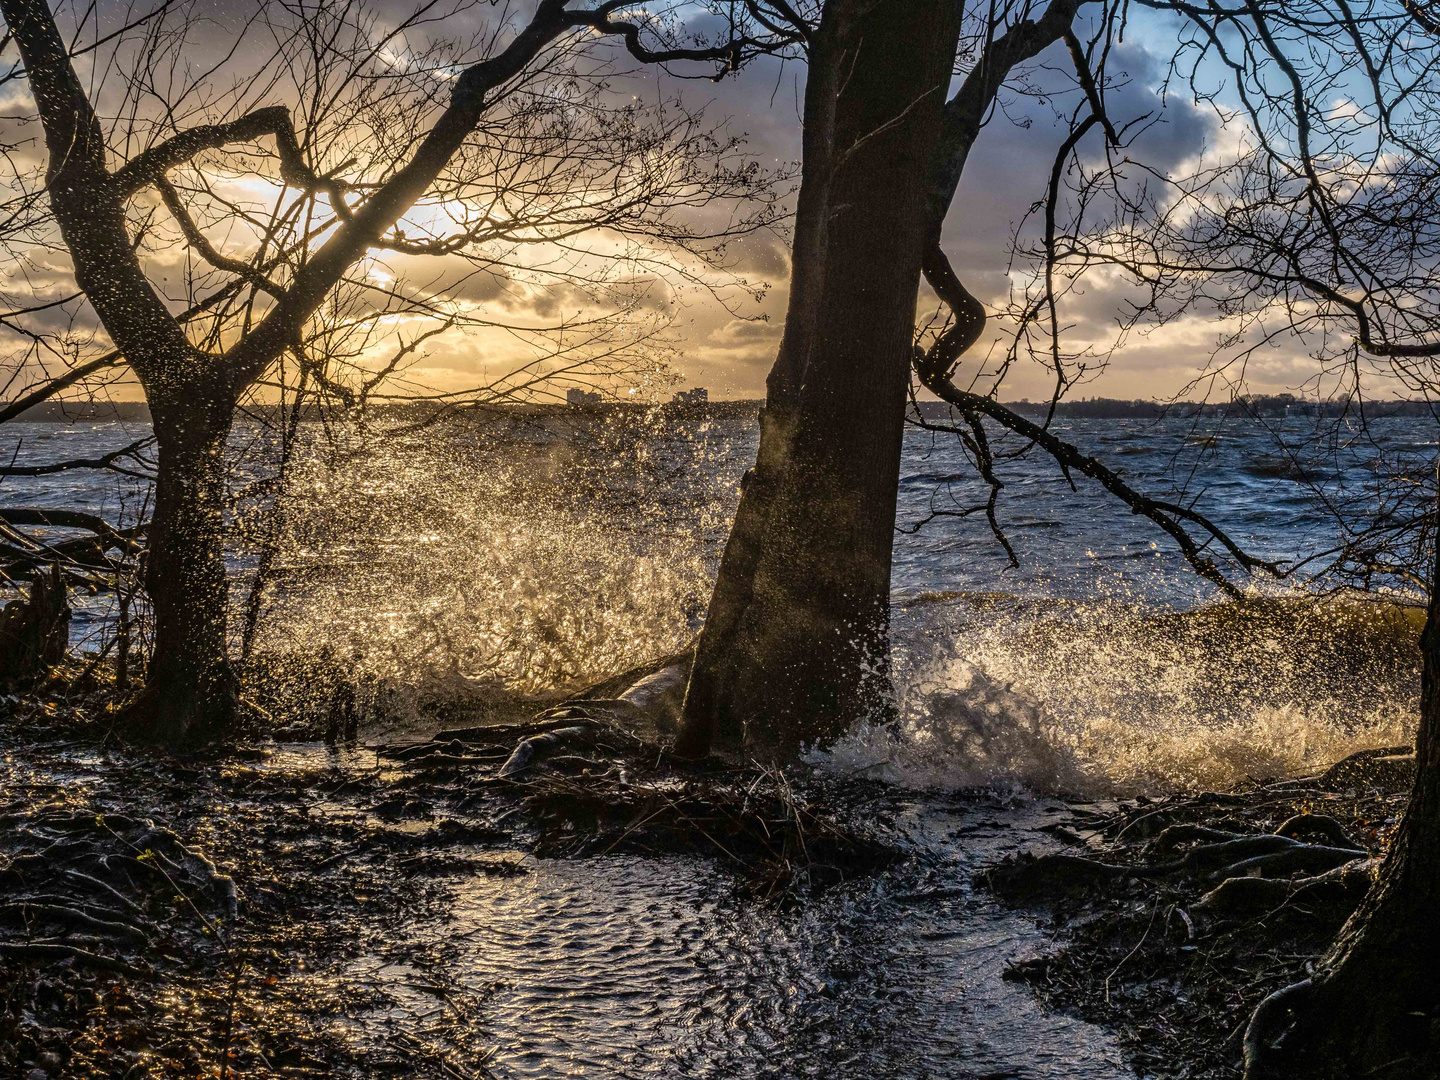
0, 3, 1314, 402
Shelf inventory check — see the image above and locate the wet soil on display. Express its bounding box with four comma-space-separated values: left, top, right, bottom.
989, 778, 1408, 1080
8, 675, 1391, 1080
0, 692, 910, 1080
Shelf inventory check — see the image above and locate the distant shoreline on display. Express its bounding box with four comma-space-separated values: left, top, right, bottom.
4, 394, 1433, 424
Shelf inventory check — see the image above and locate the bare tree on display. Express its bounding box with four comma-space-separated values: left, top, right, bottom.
905, 2, 1440, 1075
672, 0, 1275, 758
672, 0, 964, 759
0, 0, 801, 743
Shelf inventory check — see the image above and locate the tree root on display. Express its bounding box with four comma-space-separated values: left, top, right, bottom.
987, 776, 1411, 1080
0, 902, 151, 942
989, 831, 1368, 901
1176, 858, 1378, 938
498, 725, 598, 777
1273, 814, 1364, 850
0, 803, 238, 989
1216, 844, 1366, 881
1243, 978, 1313, 1079
371, 699, 898, 893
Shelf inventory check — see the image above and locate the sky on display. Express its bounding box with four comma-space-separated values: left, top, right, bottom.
488, 2, 1360, 403
0, 1, 1415, 406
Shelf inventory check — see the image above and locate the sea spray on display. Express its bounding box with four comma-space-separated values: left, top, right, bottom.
814, 592, 1420, 797
238, 406, 745, 698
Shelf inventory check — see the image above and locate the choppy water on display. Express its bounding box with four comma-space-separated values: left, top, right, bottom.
2, 407, 1424, 795
4, 407, 1429, 1078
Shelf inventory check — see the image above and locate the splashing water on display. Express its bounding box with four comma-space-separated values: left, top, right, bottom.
818, 591, 1420, 797
4, 411, 1427, 794
242, 406, 745, 700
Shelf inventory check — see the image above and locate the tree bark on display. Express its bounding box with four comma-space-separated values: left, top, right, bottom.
0, 563, 69, 682
122, 389, 240, 746
1246, 509, 1440, 1079
675, 0, 962, 760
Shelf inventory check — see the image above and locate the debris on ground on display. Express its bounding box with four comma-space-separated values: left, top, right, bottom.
987, 748, 1410, 1080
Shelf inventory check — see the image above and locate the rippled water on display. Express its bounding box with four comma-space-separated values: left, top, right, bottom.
240, 746, 1129, 1080
361, 812, 1128, 1079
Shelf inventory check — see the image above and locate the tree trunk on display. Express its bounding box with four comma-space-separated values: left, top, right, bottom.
122, 390, 240, 746
0, 563, 69, 683
1247, 512, 1440, 1079
675, 0, 962, 761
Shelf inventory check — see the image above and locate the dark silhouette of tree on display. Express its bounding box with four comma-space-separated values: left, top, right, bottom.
0, 0, 801, 745
673, 0, 964, 760
674, 0, 1275, 752
906, 3, 1440, 1075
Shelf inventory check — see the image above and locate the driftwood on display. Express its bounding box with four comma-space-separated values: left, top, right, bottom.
0, 565, 69, 682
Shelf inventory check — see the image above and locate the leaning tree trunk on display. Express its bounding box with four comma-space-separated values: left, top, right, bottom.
1246, 510, 1440, 1079
675, 0, 962, 761
123, 388, 240, 746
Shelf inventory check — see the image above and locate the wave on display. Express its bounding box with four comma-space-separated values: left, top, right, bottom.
815, 591, 1420, 798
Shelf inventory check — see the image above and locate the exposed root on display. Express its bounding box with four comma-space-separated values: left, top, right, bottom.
1244, 979, 1314, 1079
1273, 813, 1364, 850
991, 779, 1405, 1080
989, 830, 1367, 901
0, 941, 149, 976
1181, 859, 1378, 938
0, 809, 236, 966
373, 712, 902, 895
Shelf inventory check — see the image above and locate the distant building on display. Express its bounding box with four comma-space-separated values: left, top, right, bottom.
672, 388, 708, 404
566, 388, 603, 407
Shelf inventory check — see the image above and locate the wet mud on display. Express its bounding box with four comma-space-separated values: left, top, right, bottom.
1, 698, 1134, 1080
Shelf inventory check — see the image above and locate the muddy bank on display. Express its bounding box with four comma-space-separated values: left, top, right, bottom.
988, 755, 1414, 1080
0, 714, 896, 1078
0, 688, 1142, 1080
11, 659, 1404, 1079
